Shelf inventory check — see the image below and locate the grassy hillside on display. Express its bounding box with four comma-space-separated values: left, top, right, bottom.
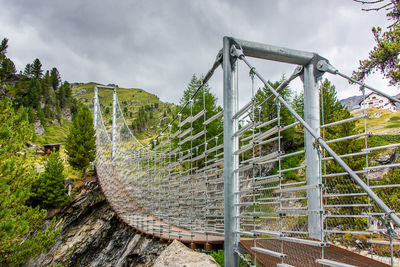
353, 108, 400, 134
71, 82, 175, 143
34, 118, 73, 144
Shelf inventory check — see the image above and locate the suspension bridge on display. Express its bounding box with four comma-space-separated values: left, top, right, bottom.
93, 37, 400, 267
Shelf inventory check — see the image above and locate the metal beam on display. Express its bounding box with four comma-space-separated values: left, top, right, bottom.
232, 37, 315, 65
112, 87, 117, 160
93, 86, 99, 130
303, 62, 322, 240
223, 36, 239, 267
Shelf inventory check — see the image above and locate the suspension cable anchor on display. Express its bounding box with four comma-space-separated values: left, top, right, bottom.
230, 44, 244, 59
316, 60, 338, 74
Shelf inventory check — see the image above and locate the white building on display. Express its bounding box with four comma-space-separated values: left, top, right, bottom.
359, 93, 398, 112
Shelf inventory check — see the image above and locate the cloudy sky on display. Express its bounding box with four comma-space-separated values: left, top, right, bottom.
0, 0, 396, 105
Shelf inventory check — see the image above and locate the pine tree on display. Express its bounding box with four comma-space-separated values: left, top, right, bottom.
37, 107, 46, 127
57, 81, 71, 108
255, 77, 296, 146
0, 58, 16, 82
353, 0, 400, 85
0, 38, 15, 93
25, 78, 41, 108
0, 38, 8, 61
171, 74, 222, 164
0, 98, 59, 265
316, 79, 366, 228
65, 105, 96, 177
34, 152, 69, 208
23, 64, 32, 78
50, 67, 60, 91
31, 58, 43, 79
41, 70, 51, 102
57, 82, 65, 108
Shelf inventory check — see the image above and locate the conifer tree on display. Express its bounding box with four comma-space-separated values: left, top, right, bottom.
31, 58, 43, 79
41, 70, 51, 102
0, 58, 16, 83
353, 0, 400, 85
171, 74, 222, 163
255, 77, 296, 145
50, 67, 60, 91
0, 38, 8, 61
65, 105, 96, 177
25, 78, 41, 108
0, 38, 15, 93
57, 81, 71, 108
34, 152, 69, 208
23, 64, 32, 78
57, 82, 65, 108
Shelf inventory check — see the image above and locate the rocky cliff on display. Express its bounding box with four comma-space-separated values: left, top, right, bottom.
28, 180, 168, 267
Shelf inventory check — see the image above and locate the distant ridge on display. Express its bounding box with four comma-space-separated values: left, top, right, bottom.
340, 95, 364, 110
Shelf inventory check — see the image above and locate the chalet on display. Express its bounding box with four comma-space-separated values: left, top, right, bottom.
359, 93, 398, 112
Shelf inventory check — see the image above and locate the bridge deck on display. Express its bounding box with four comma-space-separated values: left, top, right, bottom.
96, 164, 224, 246
240, 239, 389, 267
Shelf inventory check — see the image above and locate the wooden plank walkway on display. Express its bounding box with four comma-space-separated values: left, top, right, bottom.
240, 239, 390, 267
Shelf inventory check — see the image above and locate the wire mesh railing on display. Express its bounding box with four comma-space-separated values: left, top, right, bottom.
94, 37, 400, 267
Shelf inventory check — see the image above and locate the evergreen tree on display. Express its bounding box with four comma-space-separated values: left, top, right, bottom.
31, 58, 43, 79
69, 98, 81, 119
317, 79, 366, 228
63, 81, 71, 99
0, 58, 16, 82
34, 152, 69, 208
353, 0, 400, 85
37, 107, 46, 127
25, 78, 41, 108
255, 77, 296, 145
57, 81, 71, 108
65, 105, 96, 177
57, 82, 65, 108
23, 64, 32, 78
0, 38, 15, 93
171, 74, 222, 164
50, 67, 60, 91
0, 38, 8, 61
41, 70, 51, 102
0, 98, 59, 265
43, 104, 52, 120
56, 105, 62, 123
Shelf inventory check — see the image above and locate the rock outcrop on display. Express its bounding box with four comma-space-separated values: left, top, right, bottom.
28, 179, 219, 267
28, 180, 167, 267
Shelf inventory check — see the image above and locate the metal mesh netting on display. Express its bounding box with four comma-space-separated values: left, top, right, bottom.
95, 82, 226, 244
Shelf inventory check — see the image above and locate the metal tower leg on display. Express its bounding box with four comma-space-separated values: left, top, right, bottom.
303, 62, 322, 240
223, 36, 240, 267
112, 87, 117, 161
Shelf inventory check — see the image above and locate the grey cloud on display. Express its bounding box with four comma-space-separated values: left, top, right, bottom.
0, 0, 394, 104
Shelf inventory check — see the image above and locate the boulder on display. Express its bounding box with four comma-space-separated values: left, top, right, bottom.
153, 240, 219, 267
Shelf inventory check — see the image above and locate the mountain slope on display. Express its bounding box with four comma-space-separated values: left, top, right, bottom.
72, 83, 175, 143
